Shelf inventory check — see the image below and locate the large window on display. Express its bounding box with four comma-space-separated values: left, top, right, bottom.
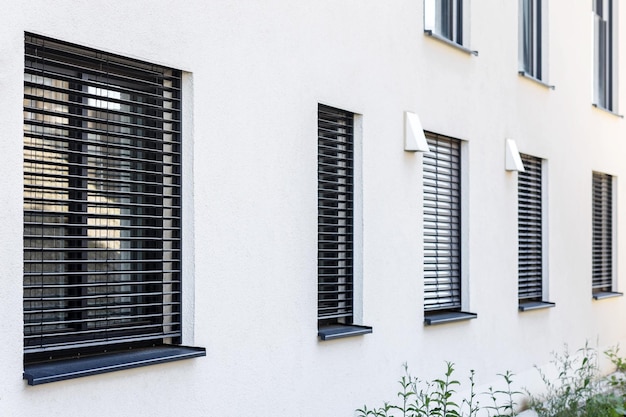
593, 0, 615, 111
592, 172, 618, 298
423, 133, 475, 324
317, 104, 370, 340
520, 0, 544, 80
518, 154, 553, 310
424, 0, 465, 45
23, 34, 203, 383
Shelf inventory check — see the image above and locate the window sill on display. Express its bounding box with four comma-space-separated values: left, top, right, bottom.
518, 71, 555, 90
23, 345, 206, 386
424, 30, 478, 56
593, 291, 623, 300
318, 324, 372, 341
519, 301, 555, 312
424, 311, 477, 326
592, 103, 623, 118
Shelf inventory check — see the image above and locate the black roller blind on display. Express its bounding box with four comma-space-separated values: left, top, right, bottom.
317, 104, 354, 327
592, 172, 613, 293
23, 34, 182, 355
518, 154, 543, 302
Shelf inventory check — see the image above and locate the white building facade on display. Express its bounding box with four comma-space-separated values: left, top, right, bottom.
1, 0, 626, 415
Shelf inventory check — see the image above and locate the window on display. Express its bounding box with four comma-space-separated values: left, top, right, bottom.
518, 154, 553, 311
520, 0, 544, 80
317, 104, 371, 340
423, 133, 475, 324
592, 172, 620, 298
23, 34, 203, 385
425, 0, 464, 44
593, 0, 615, 111
424, 0, 477, 55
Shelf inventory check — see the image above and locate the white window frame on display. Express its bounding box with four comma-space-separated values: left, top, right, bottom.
593, 0, 618, 112
519, 0, 549, 83
424, 0, 476, 55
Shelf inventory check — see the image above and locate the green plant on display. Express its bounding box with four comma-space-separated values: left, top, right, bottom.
605, 346, 626, 373
462, 369, 479, 417
356, 363, 519, 417
484, 371, 522, 417
605, 346, 626, 398
429, 362, 462, 417
582, 393, 626, 417
527, 343, 600, 417
357, 344, 626, 417
356, 363, 420, 417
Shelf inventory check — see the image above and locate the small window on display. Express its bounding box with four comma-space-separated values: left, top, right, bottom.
592, 172, 618, 298
423, 133, 476, 324
520, 0, 545, 80
518, 154, 554, 311
423, 134, 461, 313
593, 0, 616, 111
317, 104, 371, 340
424, 0, 465, 45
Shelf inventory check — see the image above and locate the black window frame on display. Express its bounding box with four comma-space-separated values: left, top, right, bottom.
23, 33, 204, 385
423, 132, 476, 325
317, 104, 371, 340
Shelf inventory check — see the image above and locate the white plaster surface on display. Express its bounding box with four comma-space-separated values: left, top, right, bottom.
1, 1, 626, 416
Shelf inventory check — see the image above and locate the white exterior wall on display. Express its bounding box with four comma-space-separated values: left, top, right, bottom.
1, 1, 626, 416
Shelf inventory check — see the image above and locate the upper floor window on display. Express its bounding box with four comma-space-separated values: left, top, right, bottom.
425, 0, 464, 44
593, 0, 616, 111
424, 0, 482, 56
520, 0, 545, 80
424, 0, 478, 55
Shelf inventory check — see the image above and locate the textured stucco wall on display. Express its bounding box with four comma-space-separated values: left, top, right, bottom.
1, 1, 626, 416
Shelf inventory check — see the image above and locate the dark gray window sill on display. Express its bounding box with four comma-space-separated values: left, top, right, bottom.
592, 103, 623, 118
518, 71, 555, 90
424, 31, 478, 56
318, 325, 372, 341
424, 311, 477, 325
519, 301, 555, 312
23, 345, 206, 386
593, 291, 623, 300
